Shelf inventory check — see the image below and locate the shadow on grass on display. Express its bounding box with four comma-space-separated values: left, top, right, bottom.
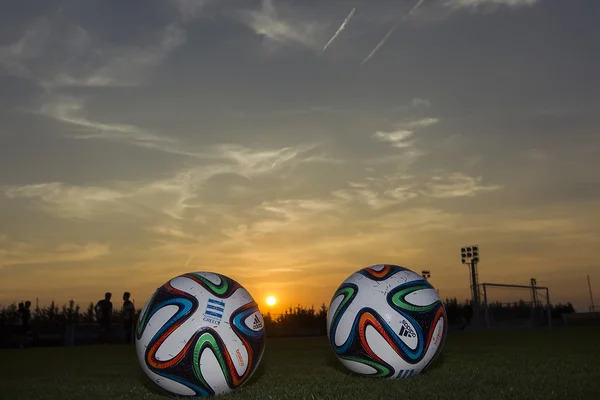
421, 353, 446, 375
240, 361, 266, 388
139, 371, 172, 398
324, 350, 356, 377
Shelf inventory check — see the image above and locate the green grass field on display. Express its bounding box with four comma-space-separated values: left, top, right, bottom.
1, 327, 599, 400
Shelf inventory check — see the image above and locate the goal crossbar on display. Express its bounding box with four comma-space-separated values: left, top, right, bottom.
481, 282, 548, 290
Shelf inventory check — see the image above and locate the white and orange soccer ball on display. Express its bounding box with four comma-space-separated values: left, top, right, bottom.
327, 264, 447, 378
135, 272, 265, 397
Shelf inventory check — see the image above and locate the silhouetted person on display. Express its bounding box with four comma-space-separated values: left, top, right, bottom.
122, 292, 135, 344
13, 303, 25, 348
94, 292, 113, 344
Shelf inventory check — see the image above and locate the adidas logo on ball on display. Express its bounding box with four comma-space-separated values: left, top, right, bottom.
399, 321, 416, 338
252, 314, 263, 330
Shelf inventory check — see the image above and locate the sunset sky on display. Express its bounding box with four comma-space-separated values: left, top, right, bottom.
1, 0, 599, 313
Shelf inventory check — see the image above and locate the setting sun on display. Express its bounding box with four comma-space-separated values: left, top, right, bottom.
266, 296, 277, 307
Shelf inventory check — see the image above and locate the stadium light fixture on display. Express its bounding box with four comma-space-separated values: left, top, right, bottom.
421, 270, 431, 280
460, 245, 481, 307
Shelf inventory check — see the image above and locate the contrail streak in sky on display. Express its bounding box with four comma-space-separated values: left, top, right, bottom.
361, 0, 428, 66
184, 255, 194, 267
322, 8, 356, 53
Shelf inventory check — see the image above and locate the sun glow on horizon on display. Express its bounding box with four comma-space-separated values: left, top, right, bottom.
266, 296, 277, 307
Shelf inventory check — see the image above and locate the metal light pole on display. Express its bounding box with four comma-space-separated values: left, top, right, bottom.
461, 245, 480, 307
530, 278, 538, 307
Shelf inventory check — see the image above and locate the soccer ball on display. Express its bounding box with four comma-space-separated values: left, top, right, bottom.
135, 272, 266, 397
327, 264, 447, 378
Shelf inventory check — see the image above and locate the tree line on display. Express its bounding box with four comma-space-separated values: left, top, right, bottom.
0, 297, 575, 348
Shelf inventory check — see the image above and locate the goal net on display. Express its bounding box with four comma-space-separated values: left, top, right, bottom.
481, 283, 551, 329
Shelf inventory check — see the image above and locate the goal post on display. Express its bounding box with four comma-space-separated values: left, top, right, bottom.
480, 282, 552, 329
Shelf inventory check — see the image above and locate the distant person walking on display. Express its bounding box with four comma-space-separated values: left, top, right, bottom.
94, 292, 113, 344
122, 292, 135, 344
12, 303, 25, 348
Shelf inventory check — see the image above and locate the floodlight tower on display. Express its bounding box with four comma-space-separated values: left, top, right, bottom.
461, 245, 480, 307
530, 278, 538, 307
421, 270, 440, 296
